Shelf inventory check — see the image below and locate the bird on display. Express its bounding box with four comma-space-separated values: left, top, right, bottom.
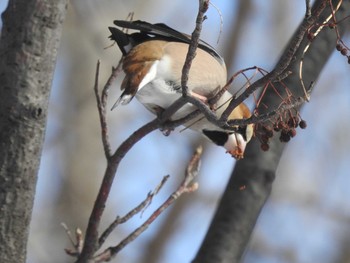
108, 20, 253, 158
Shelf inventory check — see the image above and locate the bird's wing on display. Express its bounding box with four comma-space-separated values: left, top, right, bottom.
112, 20, 224, 64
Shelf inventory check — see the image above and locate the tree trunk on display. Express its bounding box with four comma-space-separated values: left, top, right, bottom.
0, 1, 67, 262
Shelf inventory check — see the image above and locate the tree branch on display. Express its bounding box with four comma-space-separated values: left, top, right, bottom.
93, 146, 202, 262
181, 0, 210, 97
97, 175, 170, 249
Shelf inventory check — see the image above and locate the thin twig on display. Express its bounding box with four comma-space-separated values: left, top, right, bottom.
209, 1, 224, 44
94, 60, 113, 158
299, 0, 343, 101
227, 90, 313, 127
93, 146, 203, 262
62, 223, 79, 253
102, 59, 124, 109
98, 175, 170, 249
62, 224, 84, 257
181, 0, 210, 97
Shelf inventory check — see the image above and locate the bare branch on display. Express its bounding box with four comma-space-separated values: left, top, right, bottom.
181, 0, 210, 97
93, 146, 203, 262
94, 60, 111, 158
228, 92, 312, 127
94, 59, 124, 159
62, 224, 84, 257
97, 175, 170, 249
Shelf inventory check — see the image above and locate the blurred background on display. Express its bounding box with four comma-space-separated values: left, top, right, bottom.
2, 0, 350, 262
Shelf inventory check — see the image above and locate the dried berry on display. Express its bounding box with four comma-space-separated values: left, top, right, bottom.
266, 129, 273, 138
299, 120, 307, 129
288, 129, 297, 138
261, 143, 269, 151
279, 131, 291, 142
261, 135, 269, 143
336, 43, 343, 51
341, 48, 348, 56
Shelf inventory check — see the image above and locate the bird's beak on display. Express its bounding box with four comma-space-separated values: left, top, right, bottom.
224, 133, 247, 159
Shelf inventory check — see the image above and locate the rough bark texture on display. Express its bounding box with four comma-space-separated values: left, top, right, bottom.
193, 1, 350, 262
0, 1, 67, 262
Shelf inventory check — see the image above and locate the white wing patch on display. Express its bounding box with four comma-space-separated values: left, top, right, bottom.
138, 60, 159, 91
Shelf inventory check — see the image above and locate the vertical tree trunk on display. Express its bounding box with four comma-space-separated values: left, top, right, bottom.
0, 1, 67, 262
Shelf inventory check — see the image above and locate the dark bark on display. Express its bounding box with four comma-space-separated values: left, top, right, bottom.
0, 1, 67, 262
193, 1, 350, 262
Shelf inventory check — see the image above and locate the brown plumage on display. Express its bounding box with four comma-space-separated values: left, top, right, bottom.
109, 20, 254, 158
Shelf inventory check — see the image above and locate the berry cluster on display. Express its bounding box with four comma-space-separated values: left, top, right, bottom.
255, 114, 307, 152
335, 42, 350, 64
328, 22, 349, 63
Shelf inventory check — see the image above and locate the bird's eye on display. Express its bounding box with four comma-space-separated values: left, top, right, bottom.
202, 130, 229, 146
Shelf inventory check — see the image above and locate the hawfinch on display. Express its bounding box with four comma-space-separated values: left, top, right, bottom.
109, 20, 253, 158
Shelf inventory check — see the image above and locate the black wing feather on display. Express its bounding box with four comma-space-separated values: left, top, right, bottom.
111, 20, 223, 63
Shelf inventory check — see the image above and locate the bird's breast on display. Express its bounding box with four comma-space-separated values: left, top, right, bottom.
135, 78, 197, 119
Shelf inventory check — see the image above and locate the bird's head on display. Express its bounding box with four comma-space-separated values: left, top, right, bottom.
202, 102, 253, 159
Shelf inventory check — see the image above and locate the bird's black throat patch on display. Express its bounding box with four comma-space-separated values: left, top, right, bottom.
202, 130, 229, 146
